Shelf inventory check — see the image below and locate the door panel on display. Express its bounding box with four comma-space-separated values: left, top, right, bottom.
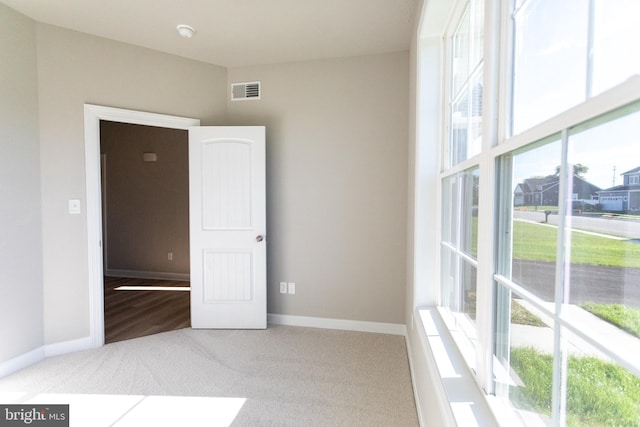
189, 126, 266, 329
202, 141, 252, 229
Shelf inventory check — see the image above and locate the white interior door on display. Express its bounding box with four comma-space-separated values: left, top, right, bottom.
189, 126, 266, 329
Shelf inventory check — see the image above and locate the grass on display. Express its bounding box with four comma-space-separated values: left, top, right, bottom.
510, 347, 640, 426
582, 303, 640, 339
464, 293, 546, 327
511, 300, 545, 327
512, 221, 640, 268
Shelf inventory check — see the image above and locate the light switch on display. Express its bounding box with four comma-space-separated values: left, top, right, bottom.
68, 199, 81, 215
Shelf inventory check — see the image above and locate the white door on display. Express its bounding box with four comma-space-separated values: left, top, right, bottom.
189, 126, 266, 329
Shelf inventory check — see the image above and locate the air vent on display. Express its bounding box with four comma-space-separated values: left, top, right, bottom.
231, 81, 261, 101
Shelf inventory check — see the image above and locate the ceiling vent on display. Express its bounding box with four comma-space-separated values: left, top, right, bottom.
231, 81, 261, 101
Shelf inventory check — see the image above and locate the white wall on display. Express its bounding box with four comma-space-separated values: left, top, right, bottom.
227, 53, 410, 324
0, 4, 44, 363
35, 23, 228, 344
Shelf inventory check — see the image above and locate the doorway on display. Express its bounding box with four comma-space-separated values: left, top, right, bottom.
100, 120, 190, 343
85, 105, 267, 347
84, 105, 200, 348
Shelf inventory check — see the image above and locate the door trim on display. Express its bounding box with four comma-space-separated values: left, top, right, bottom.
84, 104, 200, 348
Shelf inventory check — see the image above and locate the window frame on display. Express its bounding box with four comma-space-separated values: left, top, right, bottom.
438, 0, 487, 381
435, 0, 640, 421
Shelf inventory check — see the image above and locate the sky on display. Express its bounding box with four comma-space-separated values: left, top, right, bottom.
511, 0, 640, 191
513, 110, 639, 191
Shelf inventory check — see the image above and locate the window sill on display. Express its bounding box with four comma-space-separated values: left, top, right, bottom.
413, 307, 520, 426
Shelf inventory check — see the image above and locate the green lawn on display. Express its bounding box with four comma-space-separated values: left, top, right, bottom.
582, 303, 640, 338
512, 221, 640, 268
510, 347, 640, 426
511, 300, 545, 327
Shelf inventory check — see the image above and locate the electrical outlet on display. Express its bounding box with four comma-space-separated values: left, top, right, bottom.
279, 282, 287, 294
168, 252, 173, 261
288, 282, 296, 295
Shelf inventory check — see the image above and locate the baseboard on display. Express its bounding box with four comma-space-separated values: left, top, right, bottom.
1, 336, 101, 379
267, 313, 407, 336
0, 346, 45, 378
44, 335, 95, 358
106, 269, 190, 282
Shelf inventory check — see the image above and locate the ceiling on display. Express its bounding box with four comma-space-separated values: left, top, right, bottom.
3, 0, 417, 67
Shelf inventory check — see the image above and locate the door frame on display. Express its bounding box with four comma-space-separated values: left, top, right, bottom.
84, 104, 200, 347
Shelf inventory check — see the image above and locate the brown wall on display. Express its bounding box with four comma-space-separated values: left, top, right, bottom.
100, 121, 189, 276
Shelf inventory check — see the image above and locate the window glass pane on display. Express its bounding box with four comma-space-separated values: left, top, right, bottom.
563, 110, 640, 425
451, 95, 470, 165
566, 349, 640, 426
450, 72, 483, 166
470, 0, 484, 73
441, 245, 455, 309
592, 0, 640, 96
567, 109, 640, 309
468, 71, 483, 158
440, 249, 478, 328
441, 175, 458, 244
495, 288, 554, 424
452, 5, 471, 97
440, 168, 479, 332
448, 0, 483, 167
512, 0, 589, 134
511, 140, 562, 297
461, 262, 477, 321
461, 168, 479, 257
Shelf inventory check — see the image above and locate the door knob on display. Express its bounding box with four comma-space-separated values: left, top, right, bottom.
256, 235, 264, 242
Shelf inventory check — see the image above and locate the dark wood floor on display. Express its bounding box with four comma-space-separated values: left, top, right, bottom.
104, 276, 191, 343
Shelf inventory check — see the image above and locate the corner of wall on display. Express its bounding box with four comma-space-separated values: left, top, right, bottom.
0, 3, 45, 365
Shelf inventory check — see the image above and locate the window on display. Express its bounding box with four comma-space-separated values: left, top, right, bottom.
435, 0, 640, 425
441, 168, 479, 340
439, 0, 484, 366
511, 0, 640, 135
448, 0, 484, 167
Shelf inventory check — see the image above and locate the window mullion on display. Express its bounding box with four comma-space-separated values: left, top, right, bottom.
585, 0, 596, 99
473, 0, 503, 395
551, 128, 571, 427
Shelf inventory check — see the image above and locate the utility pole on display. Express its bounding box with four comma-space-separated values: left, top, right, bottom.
612, 166, 616, 187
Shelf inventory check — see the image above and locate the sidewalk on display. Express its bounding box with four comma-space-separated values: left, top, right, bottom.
510, 299, 640, 372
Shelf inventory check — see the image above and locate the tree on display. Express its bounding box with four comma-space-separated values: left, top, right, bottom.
554, 163, 589, 177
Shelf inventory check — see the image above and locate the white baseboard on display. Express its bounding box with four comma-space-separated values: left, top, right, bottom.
1, 336, 101, 379
44, 335, 95, 358
106, 269, 190, 282
267, 313, 407, 336
0, 347, 45, 378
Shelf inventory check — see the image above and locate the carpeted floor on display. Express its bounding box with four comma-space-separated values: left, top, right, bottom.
0, 325, 419, 426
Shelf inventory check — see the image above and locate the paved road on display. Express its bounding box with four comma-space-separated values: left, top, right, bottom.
509, 211, 640, 306
512, 259, 640, 307
514, 210, 640, 239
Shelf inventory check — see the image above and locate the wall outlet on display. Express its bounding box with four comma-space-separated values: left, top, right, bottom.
288, 282, 296, 295
279, 282, 287, 294
168, 252, 173, 261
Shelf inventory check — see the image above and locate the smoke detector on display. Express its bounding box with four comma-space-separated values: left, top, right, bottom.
176, 25, 195, 39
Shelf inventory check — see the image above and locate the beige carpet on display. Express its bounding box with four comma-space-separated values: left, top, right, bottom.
0, 325, 419, 426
